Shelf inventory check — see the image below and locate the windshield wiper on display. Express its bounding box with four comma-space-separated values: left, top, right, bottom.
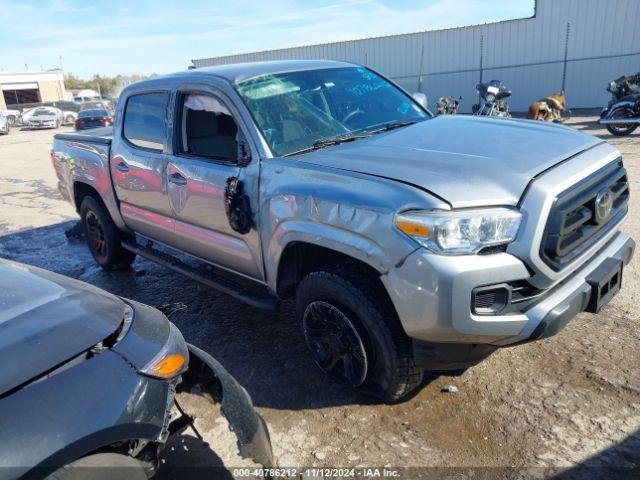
283, 132, 372, 157
364, 120, 418, 135
312, 132, 372, 149
283, 120, 420, 157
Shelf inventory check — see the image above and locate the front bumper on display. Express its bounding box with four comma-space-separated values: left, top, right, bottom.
175, 344, 274, 468
114, 301, 274, 468
382, 231, 634, 346
28, 121, 56, 129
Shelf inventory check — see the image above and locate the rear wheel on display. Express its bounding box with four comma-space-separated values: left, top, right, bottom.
46, 452, 147, 480
65, 115, 75, 125
80, 196, 136, 270
296, 263, 423, 402
606, 106, 639, 136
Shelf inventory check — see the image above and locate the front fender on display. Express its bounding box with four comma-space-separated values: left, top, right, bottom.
177, 344, 274, 468
266, 219, 392, 291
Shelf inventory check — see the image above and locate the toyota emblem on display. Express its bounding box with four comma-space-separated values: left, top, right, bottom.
594, 188, 613, 223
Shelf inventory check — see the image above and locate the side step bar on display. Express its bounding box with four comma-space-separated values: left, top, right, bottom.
122, 240, 278, 311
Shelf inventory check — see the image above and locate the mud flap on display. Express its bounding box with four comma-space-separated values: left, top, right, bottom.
176, 343, 274, 468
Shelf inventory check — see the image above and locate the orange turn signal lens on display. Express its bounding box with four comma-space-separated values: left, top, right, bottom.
146, 353, 187, 379
395, 220, 429, 237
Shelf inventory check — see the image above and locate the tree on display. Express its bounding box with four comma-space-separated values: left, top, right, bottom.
64, 73, 158, 98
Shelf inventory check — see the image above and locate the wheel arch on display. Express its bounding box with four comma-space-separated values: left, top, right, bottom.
29, 424, 159, 478
275, 238, 387, 300
73, 179, 129, 231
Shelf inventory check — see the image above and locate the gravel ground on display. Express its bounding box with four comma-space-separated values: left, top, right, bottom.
0, 116, 638, 479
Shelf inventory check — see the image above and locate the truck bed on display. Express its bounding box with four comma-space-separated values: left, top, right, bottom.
54, 126, 113, 145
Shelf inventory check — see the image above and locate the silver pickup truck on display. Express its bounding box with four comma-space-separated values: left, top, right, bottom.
52, 60, 634, 402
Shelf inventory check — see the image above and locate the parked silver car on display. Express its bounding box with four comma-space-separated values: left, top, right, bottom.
52, 60, 634, 401
0, 111, 9, 135
27, 107, 63, 129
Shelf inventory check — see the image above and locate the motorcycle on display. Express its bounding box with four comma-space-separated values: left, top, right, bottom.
598, 73, 640, 136
436, 96, 461, 115
472, 80, 511, 117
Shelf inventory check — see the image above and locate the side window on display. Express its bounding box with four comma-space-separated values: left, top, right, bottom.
123, 92, 168, 151
179, 93, 238, 161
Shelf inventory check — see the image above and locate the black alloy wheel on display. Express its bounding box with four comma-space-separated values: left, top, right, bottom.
84, 210, 108, 261
302, 300, 368, 387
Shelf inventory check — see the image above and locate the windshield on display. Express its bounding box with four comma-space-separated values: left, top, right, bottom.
33, 110, 54, 116
236, 67, 428, 156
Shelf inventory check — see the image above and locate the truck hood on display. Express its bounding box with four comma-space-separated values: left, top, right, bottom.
293, 115, 602, 208
0, 260, 126, 395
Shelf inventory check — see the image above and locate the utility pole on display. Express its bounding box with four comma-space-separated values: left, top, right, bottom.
561, 22, 570, 92
417, 43, 425, 92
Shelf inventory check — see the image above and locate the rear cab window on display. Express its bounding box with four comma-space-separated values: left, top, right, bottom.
123, 92, 168, 151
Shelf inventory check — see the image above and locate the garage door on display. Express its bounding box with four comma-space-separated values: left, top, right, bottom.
2, 83, 41, 106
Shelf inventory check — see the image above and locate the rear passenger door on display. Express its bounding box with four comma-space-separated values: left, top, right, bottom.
164, 88, 264, 281
111, 91, 175, 245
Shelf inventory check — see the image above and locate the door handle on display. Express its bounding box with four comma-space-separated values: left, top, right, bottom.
114, 161, 129, 173
168, 172, 187, 186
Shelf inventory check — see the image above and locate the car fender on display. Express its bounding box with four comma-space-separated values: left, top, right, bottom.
259, 159, 445, 291
0, 350, 168, 480
266, 217, 391, 290
178, 344, 274, 468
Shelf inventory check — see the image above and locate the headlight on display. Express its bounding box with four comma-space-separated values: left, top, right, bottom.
139, 322, 189, 379
394, 208, 522, 255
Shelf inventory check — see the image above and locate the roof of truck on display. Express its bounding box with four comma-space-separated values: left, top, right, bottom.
194, 59, 356, 83
140, 59, 356, 88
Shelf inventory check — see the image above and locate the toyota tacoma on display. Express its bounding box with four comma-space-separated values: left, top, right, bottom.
52, 60, 634, 402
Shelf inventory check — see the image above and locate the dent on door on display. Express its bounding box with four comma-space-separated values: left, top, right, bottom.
165, 160, 262, 279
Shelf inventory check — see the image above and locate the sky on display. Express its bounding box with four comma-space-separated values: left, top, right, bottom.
0, 0, 534, 79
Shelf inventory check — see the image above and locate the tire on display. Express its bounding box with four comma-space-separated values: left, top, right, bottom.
605, 106, 639, 136
80, 196, 136, 270
46, 452, 147, 480
296, 263, 423, 402
7, 115, 16, 126
65, 115, 75, 125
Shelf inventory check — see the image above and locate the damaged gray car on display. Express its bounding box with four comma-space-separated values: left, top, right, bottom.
0, 259, 273, 479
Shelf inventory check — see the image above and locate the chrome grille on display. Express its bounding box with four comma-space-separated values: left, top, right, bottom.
541, 160, 629, 270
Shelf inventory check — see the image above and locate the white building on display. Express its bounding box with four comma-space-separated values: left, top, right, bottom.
0, 70, 68, 109
192, 0, 640, 112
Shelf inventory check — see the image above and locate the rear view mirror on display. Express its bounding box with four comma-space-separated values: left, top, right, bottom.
412, 92, 428, 109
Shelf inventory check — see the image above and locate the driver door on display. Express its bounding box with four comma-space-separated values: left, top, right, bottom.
164, 88, 264, 281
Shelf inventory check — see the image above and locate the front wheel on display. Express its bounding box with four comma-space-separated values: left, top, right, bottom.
80, 196, 136, 270
296, 264, 423, 402
605, 106, 639, 136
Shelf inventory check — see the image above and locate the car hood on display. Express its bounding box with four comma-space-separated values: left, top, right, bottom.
0, 260, 126, 395
292, 115, 602, 208
30, 115, 56, 121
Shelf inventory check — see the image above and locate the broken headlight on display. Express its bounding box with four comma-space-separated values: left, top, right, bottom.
394, 208, 522, 255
